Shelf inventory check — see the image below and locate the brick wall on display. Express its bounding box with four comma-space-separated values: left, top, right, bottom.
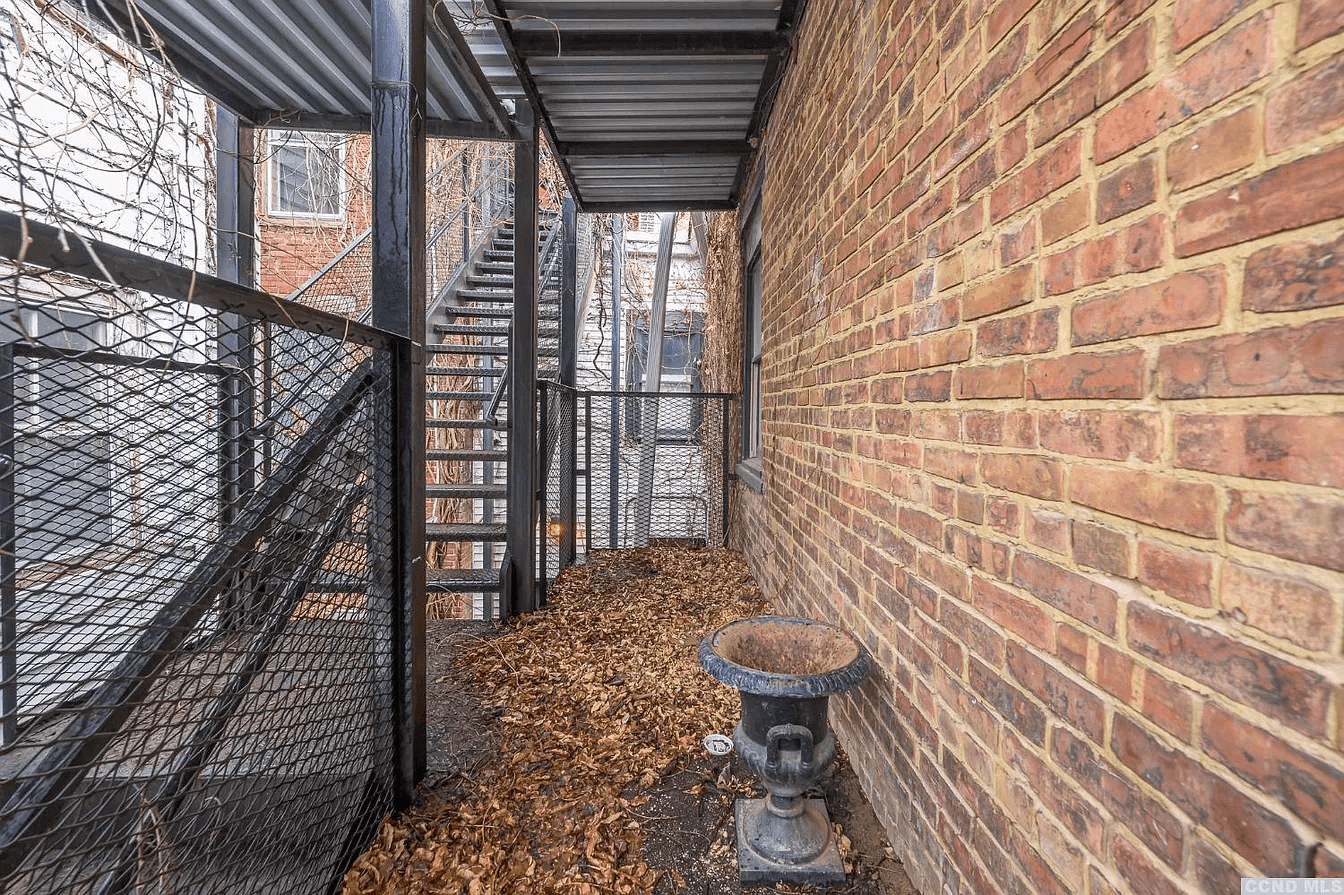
724, 0, 1344, 892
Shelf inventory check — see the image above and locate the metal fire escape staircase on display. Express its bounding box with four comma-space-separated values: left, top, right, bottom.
424, 210, 562, 615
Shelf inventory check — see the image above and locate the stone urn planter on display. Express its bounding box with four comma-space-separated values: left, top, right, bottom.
699, 615, 870, 884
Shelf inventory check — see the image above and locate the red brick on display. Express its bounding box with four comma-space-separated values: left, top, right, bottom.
1112, 713, 1305, 874
998, 119, 1029, 171
1244, 232, 1344, 313
957, 28, 1029, 124
924, 445, 980, 485
1014, 552, 1119, 635
956, 362, 1025, 398
998, 10, 1095, 123
1111, 834, 1183, 895
1042, 213, 1164, 295
1006, 641, 1105, 742
982, 453, 1065, 501
1071, 466, 1217, 538
1053, 726, 1187, 869
1127, 604, 1332, 736
1202, 702, 1344, 833
988, 498, 1020, 537
998, 217, 1037, 265
987, 0, 1035, 48
1266, 56, 1344, 154
977, 307, 1057, 357
1037, 410, 1162, 461
969, 658, 1047, 744
989, 134, 1082, 223
1221, 561, 1336, 651
1071, 520, 1131, 577
963, 409, 1036, 446
1040, 187, 1089, 244
1025, 350, 1146, 400
1095, 12, 1274, 161
900, 505, 944, 549
905, 370, 953, 401
1173, 0, 1254, 50
1297, 0, 1344, 47
1140, 671, 1195, 741
962, 263, 1036, 320
1095, 642, 1135, 701
1174, 413, 1344, 488
1071, 267, 1224, 346
1166, 105, 1258, 192
957, 490, 986, 524
920, 551, 969, 599
1157, 319, 1344, 399
1026, 507, 1069, 553
1056, 623, 1089, 673
1137, 540, 1214, 607
1104, 0, 1156, 35
973, 576, 1053, 650
1096, 154, 1157, 223
1032, 22, 1153, 146
916, 329, 973, 367
1176, 144, 1344, 257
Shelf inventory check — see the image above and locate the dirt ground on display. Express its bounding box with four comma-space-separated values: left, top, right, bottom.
344, 548, 921, 895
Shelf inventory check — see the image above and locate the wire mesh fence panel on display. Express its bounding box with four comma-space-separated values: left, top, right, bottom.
540, 385, 733, 588
0, 251, 400, 894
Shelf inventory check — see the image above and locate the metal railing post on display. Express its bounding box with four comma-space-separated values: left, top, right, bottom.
538, 383, 548, 605
372, 0, 427, 806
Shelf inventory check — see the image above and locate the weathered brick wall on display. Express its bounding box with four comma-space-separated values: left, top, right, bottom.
726, 0, 1344, 892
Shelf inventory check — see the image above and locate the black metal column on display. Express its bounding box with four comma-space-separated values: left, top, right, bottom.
215, 110, 256, 526
558, 199, 578, 567
507, 106, 539, 615
372, 0, 427, 806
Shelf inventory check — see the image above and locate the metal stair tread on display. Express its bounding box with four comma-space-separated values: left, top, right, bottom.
426, 484, 507, 499
428, 448, 507, 462
426, 366, 504, 376
426, 568, 503, 592
434, 323, 510, 336
427, 343, 508, 355
427, 418, 507, 429
427, 522, 507, 541
427, 390, 490, 401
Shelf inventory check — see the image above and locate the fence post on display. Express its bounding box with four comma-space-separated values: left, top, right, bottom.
372, 0, 428, 806
721, 397, 732, 546
538, 383, 548, 605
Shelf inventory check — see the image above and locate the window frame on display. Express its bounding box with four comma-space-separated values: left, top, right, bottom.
265, 129, 347, 221
736, 162, 765, 493
625, 314, 705, 444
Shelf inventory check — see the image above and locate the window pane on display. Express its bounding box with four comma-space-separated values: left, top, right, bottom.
270, 132, 343, 217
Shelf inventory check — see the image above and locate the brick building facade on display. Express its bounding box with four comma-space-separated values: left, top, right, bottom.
710, 0, 1344, 892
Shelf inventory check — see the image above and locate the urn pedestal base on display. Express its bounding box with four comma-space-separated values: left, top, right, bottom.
734, 798, 846, 885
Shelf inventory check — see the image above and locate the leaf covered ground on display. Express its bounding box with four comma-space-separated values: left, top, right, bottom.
341, 547, 916, 895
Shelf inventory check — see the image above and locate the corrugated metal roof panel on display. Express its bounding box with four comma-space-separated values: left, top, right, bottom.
484, 0, 803, 210
83, 0, 520, 140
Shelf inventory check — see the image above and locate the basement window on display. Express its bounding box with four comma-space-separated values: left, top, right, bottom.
266, 130, 346, 220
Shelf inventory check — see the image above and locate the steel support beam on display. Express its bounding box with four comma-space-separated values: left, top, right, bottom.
215, 109, 257, 534
558, 199, 578, 567
507, 107, 540, 615
371, 0, 427, 806
607, 215, 622, 550
560, 140, 751, 158
633, 213, 676, 545
513, 30, 788, 56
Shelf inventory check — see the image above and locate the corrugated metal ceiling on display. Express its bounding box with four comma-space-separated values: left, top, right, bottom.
82, 0, 519, 141
481, 0, 803, 211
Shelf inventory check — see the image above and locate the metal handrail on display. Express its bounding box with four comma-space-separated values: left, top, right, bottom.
482, 209, 563, 425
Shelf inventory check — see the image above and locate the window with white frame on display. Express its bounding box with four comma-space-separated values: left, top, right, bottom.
267, 130, 346, 219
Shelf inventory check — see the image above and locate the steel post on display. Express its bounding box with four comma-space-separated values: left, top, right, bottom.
372, 0, 428, 805
507, 107, 540, 615
608, 216, 622, 550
